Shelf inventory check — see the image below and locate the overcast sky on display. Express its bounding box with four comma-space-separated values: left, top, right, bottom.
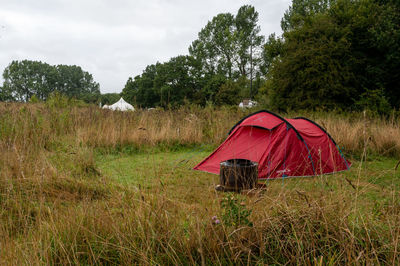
0, 0, 291, 94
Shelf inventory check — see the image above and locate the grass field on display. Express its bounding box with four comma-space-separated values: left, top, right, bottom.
97, 149, 211, 187
93, 148, 400, 264
0, 102, 399, 264
97, 147, 400, 213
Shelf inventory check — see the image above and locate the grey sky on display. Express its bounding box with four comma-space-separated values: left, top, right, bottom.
0, 0, 291, 93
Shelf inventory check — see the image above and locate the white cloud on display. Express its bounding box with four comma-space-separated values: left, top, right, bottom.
0, 0, 291, 93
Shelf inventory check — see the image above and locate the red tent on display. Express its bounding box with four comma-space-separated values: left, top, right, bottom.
194, 110, 350, 179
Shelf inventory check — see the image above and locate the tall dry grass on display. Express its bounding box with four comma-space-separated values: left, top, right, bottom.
2, 102, 399, 155
0, 102, 399, 264
77, 105, 400, 158
304, 111, 400, 157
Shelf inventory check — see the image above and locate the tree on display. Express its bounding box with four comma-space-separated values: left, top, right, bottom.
121, 77, 138, 105
361, 0, 400, 107
261, 33, 283, 75
156, 55, 200, 107
235, 5, 265, 97
265, 0, 400, 111
189, 13, 236, 78
189, 5, 265, 100
199, 74, 227, 104
281, 0, 332, 32
215, 80, 241, 106
122, 56, 201, 108
122, 64, 159, 108
0, 85, 5, 101
2, 60, 55, 101
122, 5, 267, 108
55, 64, 100, 101
268, 11, 356, 110
1, 60, 100, 103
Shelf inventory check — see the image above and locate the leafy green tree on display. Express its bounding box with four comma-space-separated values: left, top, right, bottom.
269, 11, 356, 110
215, 80, 241, 106
265, 0, 400, 111
0, 85, 10, 101
235, 5, 265, 97
199, 75, 227, 104
281, 0, 332, 32
2, 60, 55, 101
155, 56, 200, 107
261, 33, 283, 75
123, 56, 201, 108
122, 64, 159, 108
55, 64, 100, 101
355, 88, 391, 114
189, 5, 265, 81
189, 5, 265, 100
189, 13, 236, 78
122, 5, 267, 108
121, 77, 138, 105
360, 0, 400, 107
2, 60, 100, 103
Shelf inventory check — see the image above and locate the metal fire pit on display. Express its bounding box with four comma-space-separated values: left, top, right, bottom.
218, 159, 258, 192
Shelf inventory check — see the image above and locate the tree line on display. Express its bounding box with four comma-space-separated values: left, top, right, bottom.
122, 5, 265, 108
1, 1, 399, 113
0, 60, 100, 103
122, 0, 399, 113
266, 0, 400, 113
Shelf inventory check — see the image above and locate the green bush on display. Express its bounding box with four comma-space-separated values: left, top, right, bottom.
355, 88, 392, 115
29, 94, 41, 103
46, 91, 89, 108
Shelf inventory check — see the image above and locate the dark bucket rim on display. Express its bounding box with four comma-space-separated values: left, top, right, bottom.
220, 159, 258, 168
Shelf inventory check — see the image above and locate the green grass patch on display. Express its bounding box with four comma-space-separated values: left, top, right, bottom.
97, 147, 400, 212
97, 147, 213, 187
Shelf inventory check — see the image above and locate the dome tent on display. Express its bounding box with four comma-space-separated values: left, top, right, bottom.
104, 98, 134, 111
194, 110, 350, 179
